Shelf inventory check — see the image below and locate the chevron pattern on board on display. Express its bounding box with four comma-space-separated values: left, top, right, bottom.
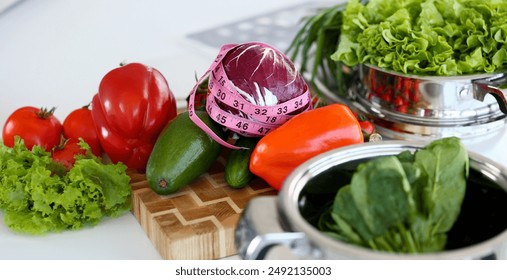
129, 156, 277, 260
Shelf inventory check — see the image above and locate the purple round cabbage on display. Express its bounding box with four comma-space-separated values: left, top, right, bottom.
222, 42, 307, 106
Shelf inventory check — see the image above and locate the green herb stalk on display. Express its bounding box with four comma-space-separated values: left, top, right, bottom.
286, 3, 348, 101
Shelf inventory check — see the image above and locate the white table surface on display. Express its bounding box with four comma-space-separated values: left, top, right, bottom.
0, 0, 506, 260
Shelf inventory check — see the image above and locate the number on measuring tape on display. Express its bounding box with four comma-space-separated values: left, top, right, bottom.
294, 98, 304, 109
217, 75, 226, 87
216, 89, 226, 100
235, 121, 249, 131
214, 54, 223, 63
254, 108, 268, 115
232, 99, 244, 110
277, 106, 288, 115
216, 114, 227, 124
257, 127, 271, 135
265, 116, 277, 123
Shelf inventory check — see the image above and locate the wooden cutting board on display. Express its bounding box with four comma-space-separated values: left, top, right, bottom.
128, 156, 277, 260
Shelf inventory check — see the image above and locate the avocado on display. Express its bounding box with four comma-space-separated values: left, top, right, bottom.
146, 110, 224, 195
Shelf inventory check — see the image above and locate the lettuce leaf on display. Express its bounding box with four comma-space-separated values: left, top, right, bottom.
332, 0, 507, 75
0, 138, 131, 235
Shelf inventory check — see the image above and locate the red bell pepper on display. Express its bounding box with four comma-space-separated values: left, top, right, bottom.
91, 63, 177, 171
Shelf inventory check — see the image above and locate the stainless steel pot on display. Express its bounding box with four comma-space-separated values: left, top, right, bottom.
318, 65, 507, 141
235, 141, 507, 259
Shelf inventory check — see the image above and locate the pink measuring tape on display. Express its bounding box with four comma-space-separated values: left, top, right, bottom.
188, 42, 312, 150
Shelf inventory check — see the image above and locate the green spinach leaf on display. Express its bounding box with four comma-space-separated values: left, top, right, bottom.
324, 137, 468, 253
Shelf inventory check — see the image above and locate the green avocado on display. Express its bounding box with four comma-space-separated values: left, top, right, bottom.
146, 110, 224, 195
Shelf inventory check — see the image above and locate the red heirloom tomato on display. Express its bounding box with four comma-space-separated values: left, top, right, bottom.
91, 63, 177, 171
63, 105, 102, 156
51, 138, 86, 170
2, 106, 62, 151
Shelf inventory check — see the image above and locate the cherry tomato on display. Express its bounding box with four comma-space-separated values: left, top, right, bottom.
51, 138, 86, 170
359, 120, 375, 136
63, 105, 102, 156
2, 106, 62, 151
396, 104, 408, 114
357, 115, 376, 142
393, 95, 406, 107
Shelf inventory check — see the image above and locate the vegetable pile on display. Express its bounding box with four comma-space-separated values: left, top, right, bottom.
0, 45, 375, 235
334, 0, 507, 76
0, 138, 131, 235
319, 137, 469, 253
0, 62, 176, 234
161, 41, 370, 195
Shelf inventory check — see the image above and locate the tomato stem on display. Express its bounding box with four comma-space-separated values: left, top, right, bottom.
37, 107, 57, 119
53, 135, 69, 151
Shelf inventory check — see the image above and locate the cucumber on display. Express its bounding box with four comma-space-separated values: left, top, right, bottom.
224, 136, 259, 188
146, 110, 224, 195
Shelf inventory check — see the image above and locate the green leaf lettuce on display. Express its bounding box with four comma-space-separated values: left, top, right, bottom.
332, 0, 507, 75
0, 138, 132, 235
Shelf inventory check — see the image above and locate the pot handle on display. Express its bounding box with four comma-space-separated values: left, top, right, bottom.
473, 73, 507, 114
235, 196, 318, 260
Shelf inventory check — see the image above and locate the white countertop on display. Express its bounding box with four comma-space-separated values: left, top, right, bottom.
0, 0, 506, 260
